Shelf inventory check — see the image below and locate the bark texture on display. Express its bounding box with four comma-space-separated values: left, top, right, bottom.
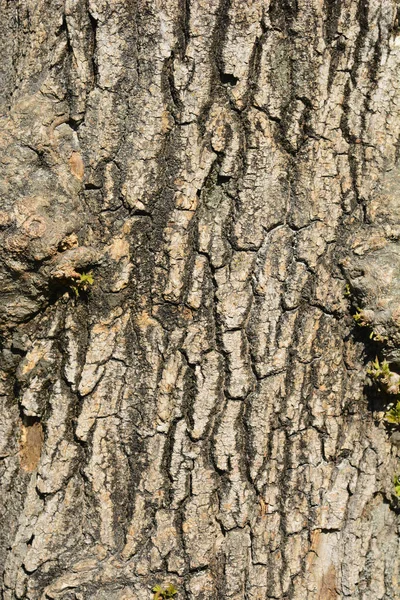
1, 1, 400, 599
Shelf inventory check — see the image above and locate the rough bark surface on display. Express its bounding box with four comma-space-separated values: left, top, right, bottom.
0, 1, 400, 599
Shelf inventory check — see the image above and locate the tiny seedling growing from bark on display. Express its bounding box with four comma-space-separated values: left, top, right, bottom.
368, 357, 391, 380
70, 271, 94, 297
385, 401, 400, 426
152, 584, 178, 599
369, 329, 387, 343
353, 308, 369, 326
367, 358, 400, 395
393, 475, 400, 498
351, 307, 386, 342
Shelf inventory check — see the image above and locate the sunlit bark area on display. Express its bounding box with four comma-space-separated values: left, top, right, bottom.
0, 1, 400, 598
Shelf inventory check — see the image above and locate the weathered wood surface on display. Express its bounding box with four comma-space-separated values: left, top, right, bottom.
0, 1, 399, 598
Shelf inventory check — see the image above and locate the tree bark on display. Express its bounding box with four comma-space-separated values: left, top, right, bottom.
1, 1, 400, 598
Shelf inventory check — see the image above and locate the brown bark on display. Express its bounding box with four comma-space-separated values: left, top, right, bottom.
0, 1, 399, 599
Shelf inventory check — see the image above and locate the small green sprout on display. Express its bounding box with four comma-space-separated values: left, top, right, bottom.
367, 357, 391, 380
352, 308, 386, 341
152, 584, 178, 599
385, 401, 400, 425
70, 271, 94, 297
367, 358, 400, 394
369, 330, 387, 343
393, 475, 400, 498
353, 308, 368, 326
344, 283, 351, 297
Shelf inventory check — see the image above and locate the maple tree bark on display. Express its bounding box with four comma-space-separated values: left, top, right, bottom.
1, 1, 400, 599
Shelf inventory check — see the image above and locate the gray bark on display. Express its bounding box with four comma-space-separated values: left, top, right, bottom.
0, 1, 400, 599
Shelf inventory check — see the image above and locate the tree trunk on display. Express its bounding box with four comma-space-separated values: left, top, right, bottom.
1, 1, 400, 598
